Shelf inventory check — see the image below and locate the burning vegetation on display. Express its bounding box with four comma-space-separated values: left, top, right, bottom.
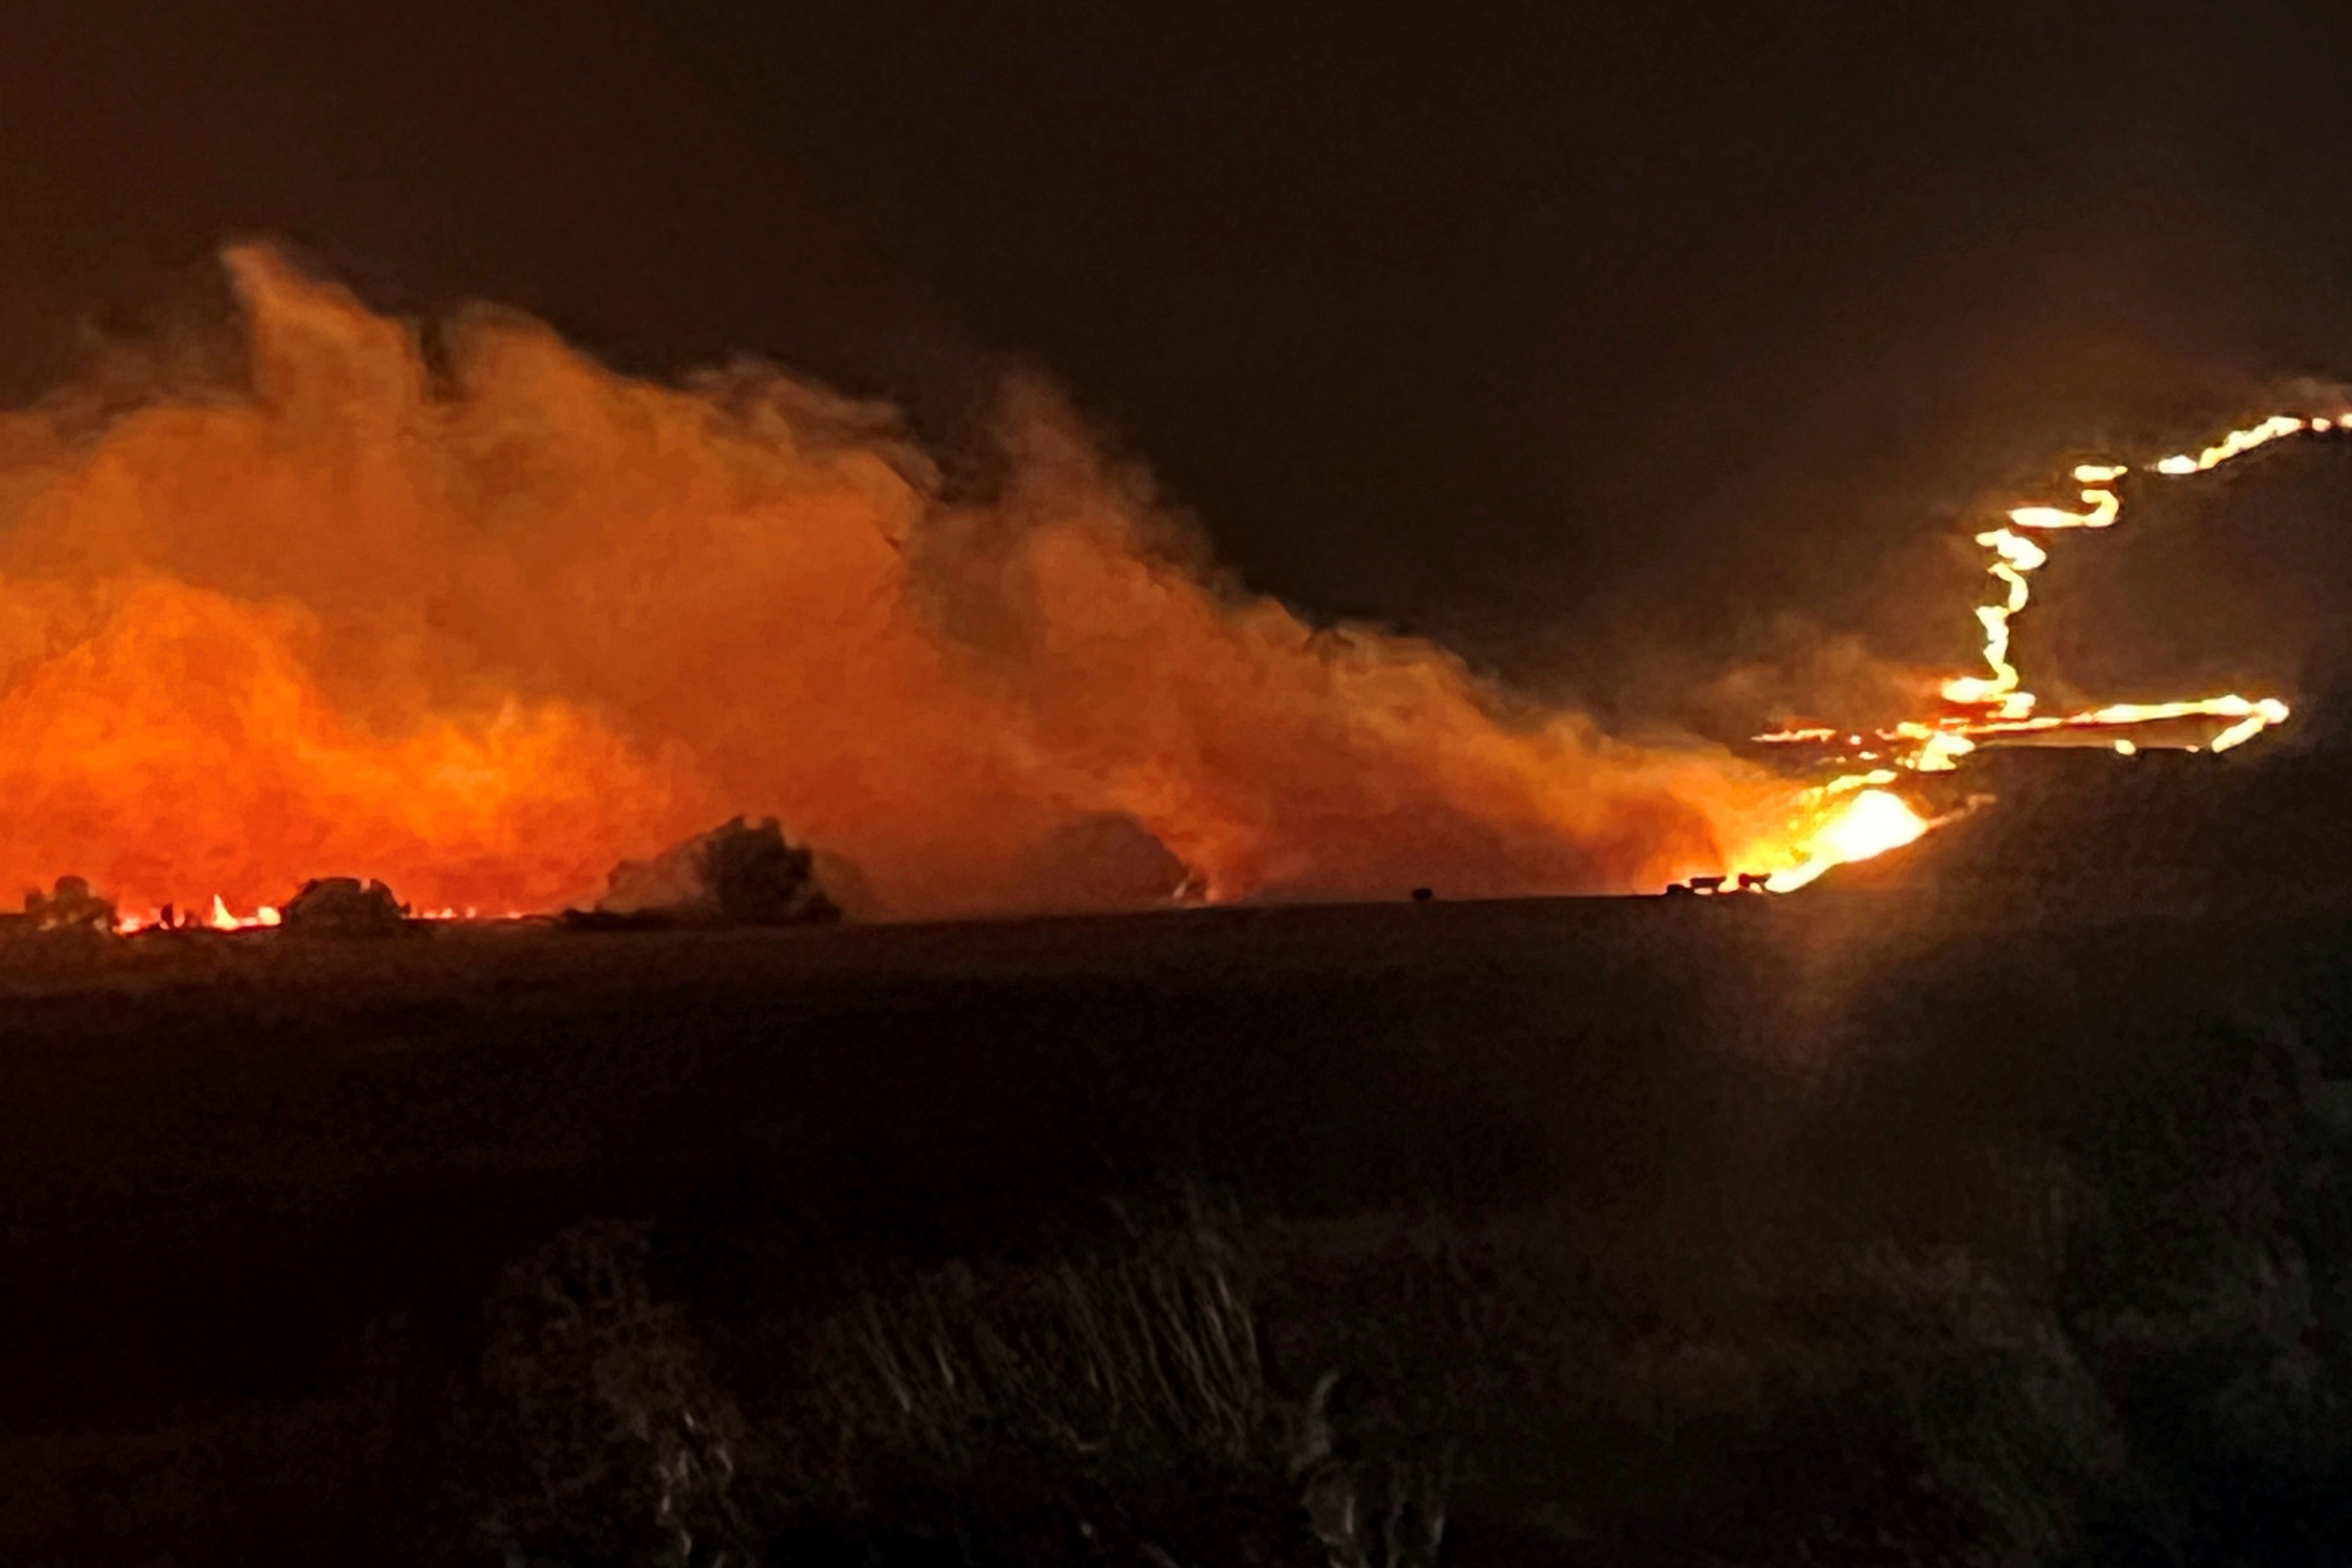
1727, 410, 2322, 894
0, 247, 2316, 922
0, 245, 1822, 922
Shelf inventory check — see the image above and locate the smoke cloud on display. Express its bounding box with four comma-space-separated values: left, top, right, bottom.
0, 247, 1812, 916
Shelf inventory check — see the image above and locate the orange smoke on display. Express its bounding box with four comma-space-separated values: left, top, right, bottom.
0, 245, 1823, 917
0, 579, 692, 914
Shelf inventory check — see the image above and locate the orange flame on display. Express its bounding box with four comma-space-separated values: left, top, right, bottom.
1768, 788, 1931, 892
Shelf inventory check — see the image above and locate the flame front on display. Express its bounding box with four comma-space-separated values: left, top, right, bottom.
1740, 409, 2318, 891
1768, 788, 1931, 892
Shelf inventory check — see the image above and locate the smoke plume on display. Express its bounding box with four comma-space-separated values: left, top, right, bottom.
0, 247, 1810, 916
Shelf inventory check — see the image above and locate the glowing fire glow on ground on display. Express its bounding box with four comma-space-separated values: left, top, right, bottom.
1741, 411, 2324, 893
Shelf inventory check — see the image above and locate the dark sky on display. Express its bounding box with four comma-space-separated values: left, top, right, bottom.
7, 0, 2352, 718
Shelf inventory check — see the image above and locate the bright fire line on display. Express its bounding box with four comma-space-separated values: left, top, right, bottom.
1738, 408, 2328, 894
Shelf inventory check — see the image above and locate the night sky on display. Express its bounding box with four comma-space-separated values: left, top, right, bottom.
8, 0, 2352, 726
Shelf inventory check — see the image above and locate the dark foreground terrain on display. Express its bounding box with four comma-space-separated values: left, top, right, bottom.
4, 750, 2351, 1566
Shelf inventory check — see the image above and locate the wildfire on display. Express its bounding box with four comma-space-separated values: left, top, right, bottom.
0, 247, 2321, 918
1738, 409, 2323, 892
0, 245, 1833, 918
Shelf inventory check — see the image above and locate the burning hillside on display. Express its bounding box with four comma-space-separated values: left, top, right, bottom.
0, 249, 2316, 922
1740, 409, 2317, 890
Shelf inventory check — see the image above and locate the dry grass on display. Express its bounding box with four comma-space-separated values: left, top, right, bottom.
805, 1217, 1269, 1478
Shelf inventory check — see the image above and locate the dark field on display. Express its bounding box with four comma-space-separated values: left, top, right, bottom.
6, 751, 2352, 1565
